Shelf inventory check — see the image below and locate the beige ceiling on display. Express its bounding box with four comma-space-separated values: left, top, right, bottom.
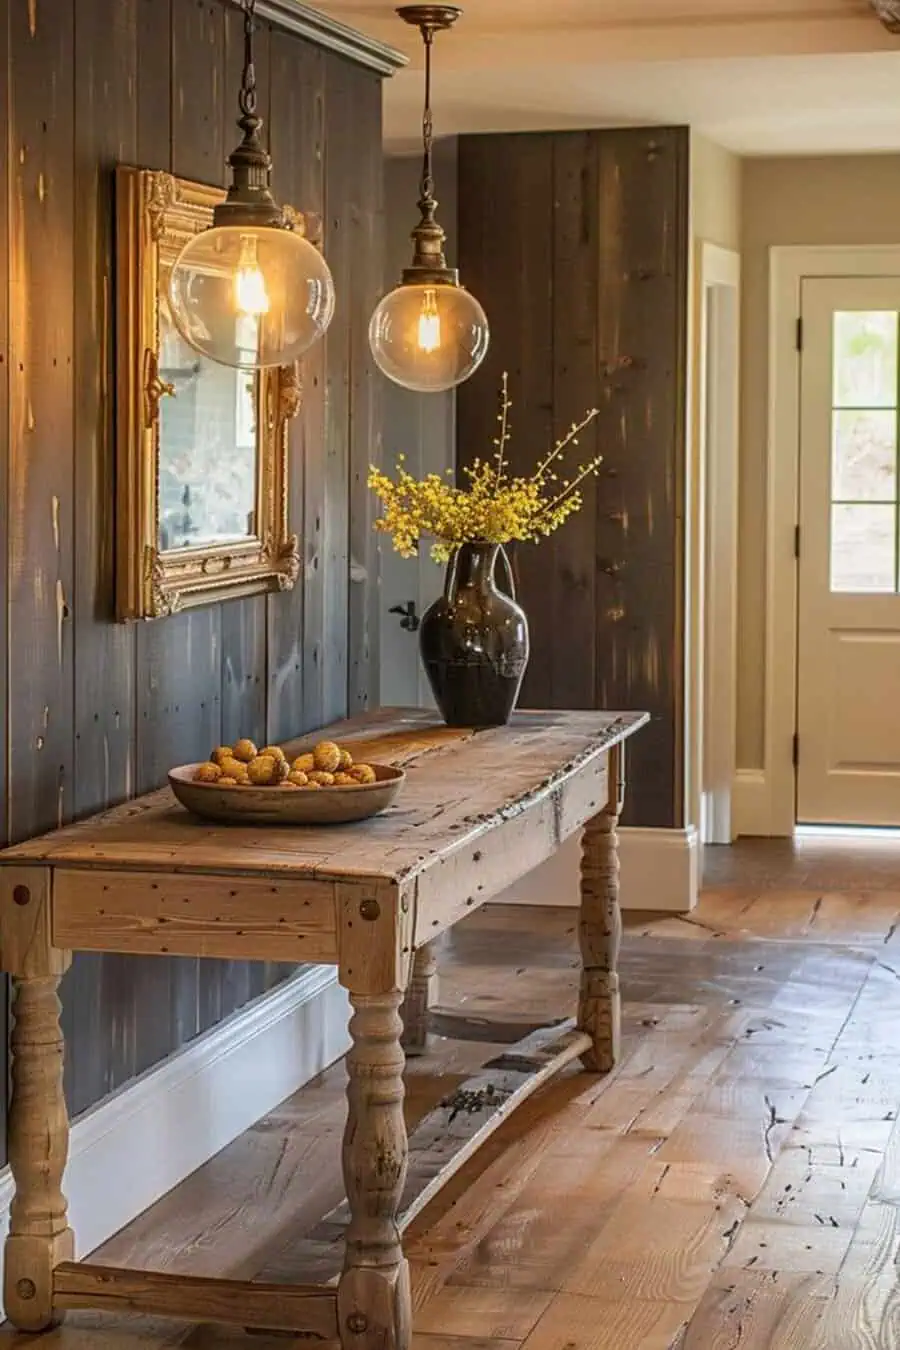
315, 0, 900, 154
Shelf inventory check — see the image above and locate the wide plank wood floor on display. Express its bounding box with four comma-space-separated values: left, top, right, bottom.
7, 836, 900, 1348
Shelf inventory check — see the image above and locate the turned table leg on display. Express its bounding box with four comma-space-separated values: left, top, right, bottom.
400, 943, 437, 1057
577, 745, 623, 1072
337, 990, 411, 1350
6, 976, 74, 1330
0, 872, 74, 1330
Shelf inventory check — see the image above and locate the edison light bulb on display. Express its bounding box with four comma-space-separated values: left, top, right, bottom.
234, 236, 270, 317
369, 281, 489, 393
169, 225, 335, 371
417, 288, 441, 353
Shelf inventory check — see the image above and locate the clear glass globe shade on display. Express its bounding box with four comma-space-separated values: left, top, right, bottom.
368, 282, 489, 392
168, 224, 335, 371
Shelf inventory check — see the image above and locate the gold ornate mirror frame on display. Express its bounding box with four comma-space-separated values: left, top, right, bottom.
114, 166, 306, 620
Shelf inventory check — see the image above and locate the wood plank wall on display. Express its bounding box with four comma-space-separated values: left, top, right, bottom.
457, 128, 689, 830
0, 0, 384, 1150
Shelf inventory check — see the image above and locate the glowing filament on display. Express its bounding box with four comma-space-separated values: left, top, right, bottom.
417, 288, 441, 353
234, 236, 270, 317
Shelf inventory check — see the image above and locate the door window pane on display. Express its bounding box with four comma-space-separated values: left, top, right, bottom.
831, 504, 896, 592
833, 311, 898, 408
832, 410, 897, 501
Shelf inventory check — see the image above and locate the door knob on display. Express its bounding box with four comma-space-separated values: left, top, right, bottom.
389, 601, 420, 633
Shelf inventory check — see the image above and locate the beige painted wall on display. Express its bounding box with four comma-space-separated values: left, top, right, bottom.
692, 133, 742, 252
738, 154, 900, 768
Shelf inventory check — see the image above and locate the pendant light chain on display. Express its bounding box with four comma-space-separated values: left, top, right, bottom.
167, 0, 336, 373
419, 26, 435, 210
239, 0, 258, 120
215, 0, 281, 228
369, 7, 489, 391
397, 7, 462, 285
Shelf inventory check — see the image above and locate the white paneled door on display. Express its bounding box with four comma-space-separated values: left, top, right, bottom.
797, 276, 900, 825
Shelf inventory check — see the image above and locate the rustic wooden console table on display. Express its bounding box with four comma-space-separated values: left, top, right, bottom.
0, 708, 646, 1348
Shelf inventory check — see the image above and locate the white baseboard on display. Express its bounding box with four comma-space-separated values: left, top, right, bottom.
619, 827, 700, 911
732, 768, 777, 837
491, 827, 699, 913
0, 966, 350, 1282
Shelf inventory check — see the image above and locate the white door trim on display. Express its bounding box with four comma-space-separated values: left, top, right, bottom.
695, 242, 741, 844
756, 245, 900, 837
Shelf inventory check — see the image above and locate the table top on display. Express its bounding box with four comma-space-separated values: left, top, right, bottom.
1, 709, 647, 886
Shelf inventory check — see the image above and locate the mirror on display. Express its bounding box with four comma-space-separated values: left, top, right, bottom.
156, 298, 258, 552
115, 167, 308, 620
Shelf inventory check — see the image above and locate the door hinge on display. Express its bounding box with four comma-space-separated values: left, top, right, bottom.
792, 733, 799, 768
794, 524, 801, 559
796, 316, 804, 352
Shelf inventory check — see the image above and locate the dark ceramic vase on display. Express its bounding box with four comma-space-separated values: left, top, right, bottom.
419, 541, 529, 728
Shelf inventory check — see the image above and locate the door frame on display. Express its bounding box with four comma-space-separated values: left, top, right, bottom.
691, 243, 741, 844
746, 244, 900, 837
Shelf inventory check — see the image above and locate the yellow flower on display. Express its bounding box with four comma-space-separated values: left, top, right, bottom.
368, 373, 602, 562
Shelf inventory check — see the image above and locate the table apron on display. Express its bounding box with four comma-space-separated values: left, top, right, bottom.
50, 869, 341, 964
412, 759, 609, 943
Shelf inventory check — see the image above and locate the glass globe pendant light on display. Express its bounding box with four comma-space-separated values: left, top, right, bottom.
168, 0, 335, 371
369, 6, 489, 393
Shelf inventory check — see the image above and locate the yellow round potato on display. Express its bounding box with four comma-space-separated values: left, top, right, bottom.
308, 770, 335, 786
288, 770, 309, 787
333, 772, 357, 786
302, 780, 322, 790
247, 755, 277, 785
259, 745, 287, 763
211, 746, 233, 767
291, 753, 316, 774
232, 738, 258, 763
218, 775, 239, 787
220, 756, 249, 781
194, 762, 222, 784
350, 764, 376, 784
337, 748, 353, 771
313, 740, 341, 773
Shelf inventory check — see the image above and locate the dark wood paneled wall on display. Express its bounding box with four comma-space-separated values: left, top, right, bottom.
0, 0, 384, 1148
457, 128, 689, 830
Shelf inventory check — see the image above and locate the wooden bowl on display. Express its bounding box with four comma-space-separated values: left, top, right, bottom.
168, 762, 405, 826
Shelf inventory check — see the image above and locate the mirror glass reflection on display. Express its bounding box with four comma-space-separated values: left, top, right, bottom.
157, 295, 258, 553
